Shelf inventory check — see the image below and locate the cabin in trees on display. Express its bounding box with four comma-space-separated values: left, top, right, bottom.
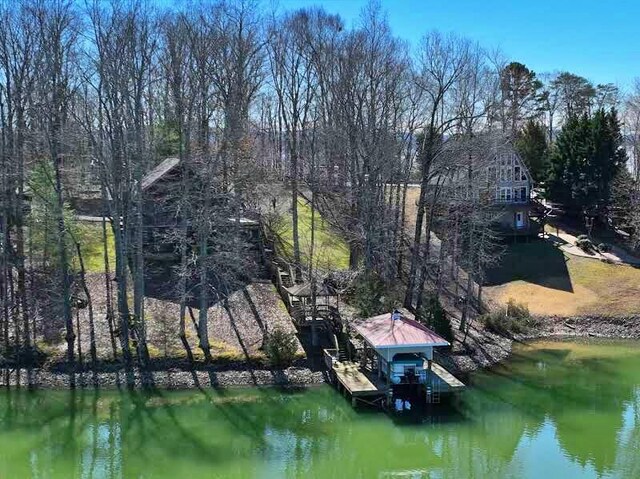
140, 157, 262, 261
138, 155, 269, 305
487, 143, 537, 235
139, 157, 270, 301
426, 138, 541, 237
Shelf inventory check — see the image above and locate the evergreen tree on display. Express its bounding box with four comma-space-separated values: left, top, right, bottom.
610, 168, 636, 230
547, 109, 627, 214
27, 161, 79, 272
591, 109, 627, 208
515, 119, 549, 181
548, 114, 591, 208
498, 62, 542, 135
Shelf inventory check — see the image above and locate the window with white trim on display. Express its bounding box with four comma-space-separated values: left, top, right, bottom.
499, 187, 512, 201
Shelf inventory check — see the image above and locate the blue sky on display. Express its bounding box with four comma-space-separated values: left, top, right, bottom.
274, 0, 639, 89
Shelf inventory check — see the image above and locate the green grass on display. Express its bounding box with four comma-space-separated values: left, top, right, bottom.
74, 223, 115, 274
485, 240, 571, 289
485, 238, 640, 317
279, 199, 350, 271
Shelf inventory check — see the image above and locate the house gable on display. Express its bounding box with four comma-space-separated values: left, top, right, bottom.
490, 143, 533, 204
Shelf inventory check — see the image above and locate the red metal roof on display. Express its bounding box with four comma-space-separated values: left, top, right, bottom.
353, 309, 450, 348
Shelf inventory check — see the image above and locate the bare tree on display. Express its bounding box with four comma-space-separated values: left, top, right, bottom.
33, 0, 79, 373
404, 32, 474, 309
0, 1, 37, 359
86, 0, 157, 368
267, 9, 318, 281
210, 0, 264, 191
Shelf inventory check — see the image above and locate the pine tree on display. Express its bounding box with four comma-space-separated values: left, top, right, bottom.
516, 119, 549, 181
547, 109, 627, 215
498, 62, 543, 135
548, 114, 592, 209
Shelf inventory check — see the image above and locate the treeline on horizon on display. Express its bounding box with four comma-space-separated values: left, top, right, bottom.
0, 0, 638, 379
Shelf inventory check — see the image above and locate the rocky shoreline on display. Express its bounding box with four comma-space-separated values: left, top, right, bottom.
2, 315, 638, 391
525, 315, 640, 340
442, 314, 640, 378
0, 363, 327, 390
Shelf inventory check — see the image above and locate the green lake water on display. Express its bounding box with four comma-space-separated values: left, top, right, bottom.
1, 338, 639, 478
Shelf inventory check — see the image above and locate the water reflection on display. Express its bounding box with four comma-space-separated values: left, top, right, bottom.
0, 339, 638, 479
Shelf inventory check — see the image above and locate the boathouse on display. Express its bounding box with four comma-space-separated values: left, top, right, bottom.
324, 308, 464, 408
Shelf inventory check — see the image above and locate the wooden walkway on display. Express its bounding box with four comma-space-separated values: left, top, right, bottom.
431, 362, 465, 390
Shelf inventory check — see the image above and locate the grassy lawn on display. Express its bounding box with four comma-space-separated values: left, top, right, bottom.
485, 239, 640, 317
404, 185, 640, 317
74, 222, 115, 274
404, 185, 421, 235
279, 199, 350, 271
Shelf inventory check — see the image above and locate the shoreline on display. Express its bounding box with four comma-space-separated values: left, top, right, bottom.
0, 364, 327, 390
2, 315, 639, 391
439, 314, 640, 378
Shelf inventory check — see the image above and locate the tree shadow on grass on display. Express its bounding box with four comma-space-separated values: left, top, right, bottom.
484, 237, 574, 293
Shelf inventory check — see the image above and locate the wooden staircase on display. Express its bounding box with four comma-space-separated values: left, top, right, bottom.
334, 331, 352, 362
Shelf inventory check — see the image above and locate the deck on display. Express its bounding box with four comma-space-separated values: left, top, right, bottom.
430, 362, 465, 390
324, 350, 388, 406
324, 349, 465, 408
333, 361, 386, 397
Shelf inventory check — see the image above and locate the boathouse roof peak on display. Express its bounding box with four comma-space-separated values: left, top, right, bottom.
353, 308, 450, 349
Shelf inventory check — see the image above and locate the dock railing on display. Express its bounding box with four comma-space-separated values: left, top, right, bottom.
323, 349, 338, 369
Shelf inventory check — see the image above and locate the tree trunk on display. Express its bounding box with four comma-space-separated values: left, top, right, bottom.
75, 241, 97, 364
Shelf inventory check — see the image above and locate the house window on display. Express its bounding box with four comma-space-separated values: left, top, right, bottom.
499, 166, 513, 181
514, 166, 521, 181
488, 166, 496, 182
519, 187, 528, 201
499, 187, 512, 201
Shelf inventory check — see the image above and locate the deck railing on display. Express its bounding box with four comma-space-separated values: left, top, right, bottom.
323, 349, 339, 369
494, 197, 530, 204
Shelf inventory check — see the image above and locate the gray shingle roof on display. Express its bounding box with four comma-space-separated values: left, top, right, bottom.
141, 157, 180, 191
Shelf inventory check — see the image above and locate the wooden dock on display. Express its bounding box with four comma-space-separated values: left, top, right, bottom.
324, 349, 388, 407
324, 349, 465, 409
430, 362, 465, 390
333, 361, 385, 397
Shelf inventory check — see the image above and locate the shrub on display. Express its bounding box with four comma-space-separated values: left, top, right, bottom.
418, 293, 453, 344
481, 311, 516, 336
351, 272, 398, 317
481, 298, 537, 336
598, 242, 611, 252
506, 298, 529, 320
264, 328, 299, 368
575, 236, 595, 253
